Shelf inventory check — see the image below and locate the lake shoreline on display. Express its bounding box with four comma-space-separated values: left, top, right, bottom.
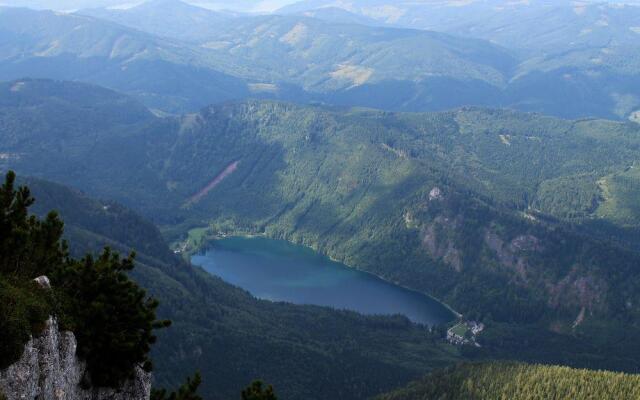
192, 230, 462, 322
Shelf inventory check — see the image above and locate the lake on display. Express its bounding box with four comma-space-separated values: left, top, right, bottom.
191, 236, 456, 326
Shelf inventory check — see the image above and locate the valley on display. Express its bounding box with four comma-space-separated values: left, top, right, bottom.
2, 1, 640, 398
18, 176, 461, 400
3, 80, 640, 379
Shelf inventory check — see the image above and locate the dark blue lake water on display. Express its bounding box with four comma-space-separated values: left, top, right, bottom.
191, 236, 455, 326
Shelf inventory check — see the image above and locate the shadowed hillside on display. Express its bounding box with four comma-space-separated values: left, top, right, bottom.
21, 176, 460, 400
2, 80, 640, 374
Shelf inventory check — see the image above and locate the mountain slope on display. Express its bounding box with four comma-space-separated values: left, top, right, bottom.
280, 0, 640, 53
78, 3, 516, 94
4, 4, 639, 118
144, 102, 640, 371
3, 80, 640, 372
278, 0, 640, 119
22, 176, 460, 400
376, 362, 640, 400
278, 0, 640, 78
80, 0, 230, 43
0, 6, 516, 115
0, 7, 250, 112
196, 14, 515, 90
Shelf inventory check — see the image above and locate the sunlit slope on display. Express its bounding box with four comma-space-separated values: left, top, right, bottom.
280, 0, 640, 119
0, 7, 250, 112
376, 362, 640, 400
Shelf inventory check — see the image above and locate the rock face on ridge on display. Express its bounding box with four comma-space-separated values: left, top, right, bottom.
0, 318, 151, 400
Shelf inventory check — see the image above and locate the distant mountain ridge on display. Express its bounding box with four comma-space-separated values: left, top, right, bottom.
0, 4, 637, 118
278, 0, 640, 50
0, 7, 251, 112
81, 0, 229, 42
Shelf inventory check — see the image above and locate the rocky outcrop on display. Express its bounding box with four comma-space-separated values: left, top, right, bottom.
484, 231, 541, 282
0, 318, 151, 400
547, 268, 607, 313
421, 216, 463, 272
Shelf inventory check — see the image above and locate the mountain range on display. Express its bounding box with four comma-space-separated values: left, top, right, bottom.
0, 1, 637, 119
3, 0, 640, 397
279, 0, 640, 50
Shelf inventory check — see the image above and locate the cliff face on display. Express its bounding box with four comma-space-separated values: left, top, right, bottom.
0, 318, 151, 400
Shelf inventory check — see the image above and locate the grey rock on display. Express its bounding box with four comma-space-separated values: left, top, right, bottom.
33, 275, 52, 290
0, 318, 151, 400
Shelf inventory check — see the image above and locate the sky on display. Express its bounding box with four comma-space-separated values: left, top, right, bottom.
0, 0, 299, 12
2, 0, 638, 13
191, 1, 298, 12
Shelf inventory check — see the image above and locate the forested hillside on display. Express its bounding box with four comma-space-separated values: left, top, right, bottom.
0, 3, 638, 119
21, 176, 460, 400
88, 0, 640, 120
81, 0, 230, 43
377, 362, 640, 400
4, 1, 640, 397
83, 4, 515, 89
280, 0, 640, 55
0, 7, 250, 112
3, 80, 640, 373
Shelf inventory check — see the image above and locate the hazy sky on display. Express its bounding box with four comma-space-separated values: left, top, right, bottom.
2, 0, 637, 13
187, 0, 298, 12
0, 0, 300, 12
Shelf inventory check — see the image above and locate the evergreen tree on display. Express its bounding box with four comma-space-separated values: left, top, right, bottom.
54, 248, 171, 387
151, 373, 203, 400
0, 171, 60, 368
0, 171, 170, 387
377, 362, 640, 400
0, 170, 67, 278
241, 381, 277, 400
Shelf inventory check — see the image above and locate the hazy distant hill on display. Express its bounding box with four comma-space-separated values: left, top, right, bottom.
3, 80, 640, 373
80, 1, 516, 90
279, 0, 640, 76
278, 0, 640, 119
290, 6, 381, 26
279, 0, 640, 53
0, 5, 513, 114
0, 5, 518, 114
1, 3, 638, 118
207, 15, 514, 89
0, 7, 250, 112
80, 0, 231, 42
0, 0, 284, 12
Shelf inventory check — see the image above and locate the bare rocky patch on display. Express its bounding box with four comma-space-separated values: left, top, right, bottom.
330, 64, 374, 86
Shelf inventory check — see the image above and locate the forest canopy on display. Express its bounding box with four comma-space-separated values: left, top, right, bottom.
377, 362, 640, 400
